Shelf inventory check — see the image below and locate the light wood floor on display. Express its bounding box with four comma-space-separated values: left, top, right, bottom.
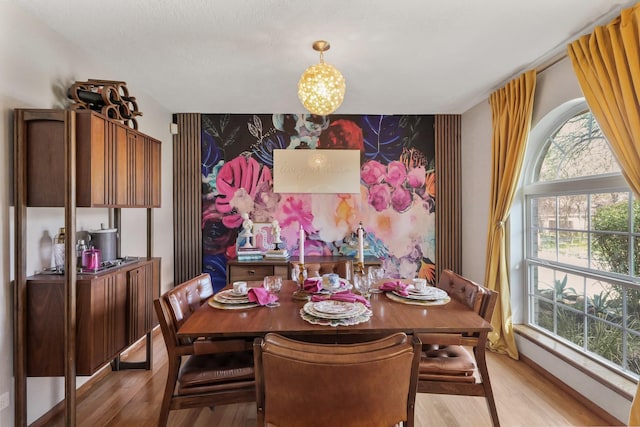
41, 330, 621, 427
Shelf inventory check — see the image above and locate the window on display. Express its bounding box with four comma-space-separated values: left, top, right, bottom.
524, 101, 640, 377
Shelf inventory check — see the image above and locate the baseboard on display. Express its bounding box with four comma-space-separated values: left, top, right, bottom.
516, 337, 625, 426
30, 326, 160, 427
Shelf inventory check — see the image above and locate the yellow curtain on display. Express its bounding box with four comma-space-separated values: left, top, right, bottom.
567, 3, 640, 424
567, 2, 640, 198
485, 70, 537, 360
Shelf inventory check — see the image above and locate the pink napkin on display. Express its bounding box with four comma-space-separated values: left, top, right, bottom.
311, 291, 371, 308
303, 277, 323, 293
247, 287, 278, 306
379, 281, 410, 296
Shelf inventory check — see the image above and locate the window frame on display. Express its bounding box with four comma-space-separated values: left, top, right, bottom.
522, 98, 640, 379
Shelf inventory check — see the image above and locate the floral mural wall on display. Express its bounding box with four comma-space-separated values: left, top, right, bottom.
202, 114, 435, 291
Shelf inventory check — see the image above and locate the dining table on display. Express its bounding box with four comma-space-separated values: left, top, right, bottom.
177, 280, 492, 341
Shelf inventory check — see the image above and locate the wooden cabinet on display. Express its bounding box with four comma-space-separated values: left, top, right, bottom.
226, 256, 382, 284
126, 259, 160, 345
226, 259, 290, 284
25, 258, 160, 377
24, 109, 161, 208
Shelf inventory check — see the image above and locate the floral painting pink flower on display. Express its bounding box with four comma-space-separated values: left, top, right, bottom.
390, 186, 412, 213
406, 165, 426, 188
385, 161, 407, 187
368, 183, 391, 212
361, 160, 386, 185
215, 156, 272, 228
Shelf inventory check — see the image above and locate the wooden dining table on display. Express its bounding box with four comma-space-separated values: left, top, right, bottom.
177, 280, 492, 340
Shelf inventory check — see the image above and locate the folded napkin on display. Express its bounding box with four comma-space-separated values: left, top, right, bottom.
311, 291, 371, 308
379, 281, 410, 296
247, 287, 279, 306
303, 277, 323, 293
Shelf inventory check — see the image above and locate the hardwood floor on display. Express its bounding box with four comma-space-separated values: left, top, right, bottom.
41, 329, 621, 427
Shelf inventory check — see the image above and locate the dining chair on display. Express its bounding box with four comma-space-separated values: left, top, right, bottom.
153, 273, 256, 427
415, 269, 500, 427
290, 259, 352, 281
253, 332, 421, 427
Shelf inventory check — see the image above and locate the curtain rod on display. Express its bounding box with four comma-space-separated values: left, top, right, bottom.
496, 1, 633, 86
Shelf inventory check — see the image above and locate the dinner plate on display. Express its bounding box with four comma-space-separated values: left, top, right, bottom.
208, 298, 259, 310
303, 301, 367, 320
395, 286, 448, 301
213, 289, 251, 304
385, 292, 451, 306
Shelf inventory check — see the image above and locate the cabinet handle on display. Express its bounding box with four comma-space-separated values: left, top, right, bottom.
248, 270, 255, 275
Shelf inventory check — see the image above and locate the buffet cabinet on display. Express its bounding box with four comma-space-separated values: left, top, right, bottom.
226, 256, 382, 284
24, 109, 161, 208
25, 258, 160, 377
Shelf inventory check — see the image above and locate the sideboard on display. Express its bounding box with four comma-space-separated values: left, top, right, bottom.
226, 256, 381, 284
25, 257, 160, 376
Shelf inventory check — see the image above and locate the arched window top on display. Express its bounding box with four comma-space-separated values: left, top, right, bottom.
534, 110, 620, 182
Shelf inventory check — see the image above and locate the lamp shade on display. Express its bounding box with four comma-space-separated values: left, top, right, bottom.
297, 41, 346, 116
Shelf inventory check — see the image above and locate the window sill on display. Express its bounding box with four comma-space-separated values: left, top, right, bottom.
514, 324, 637, 400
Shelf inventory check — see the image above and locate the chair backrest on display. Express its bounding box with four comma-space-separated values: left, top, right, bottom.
291, 259, 352, 281
437, 269, 488, 315
254, 332, 421, 427
154, 273, 214, 348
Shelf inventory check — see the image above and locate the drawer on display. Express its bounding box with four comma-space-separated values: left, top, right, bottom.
228, 264, 274, 282
273, 265, 289, 278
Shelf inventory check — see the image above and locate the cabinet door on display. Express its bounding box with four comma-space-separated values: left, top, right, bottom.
127, 261, 158, 344
146, 136, 162, 207
133, 132, 146, 206
77, 273, 127, 374
115, 123, 131, 206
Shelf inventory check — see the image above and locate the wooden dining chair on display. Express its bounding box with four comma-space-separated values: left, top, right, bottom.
153, 273, 256, 427
415, 269, 500, 427
290, 259, 352, 281
253, 332, 421, 427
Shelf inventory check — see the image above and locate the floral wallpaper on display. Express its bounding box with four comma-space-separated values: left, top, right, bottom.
201, 114, 435, 291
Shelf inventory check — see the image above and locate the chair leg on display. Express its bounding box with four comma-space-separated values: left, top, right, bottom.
475, 347, 500, 427
158, 355, 181, 427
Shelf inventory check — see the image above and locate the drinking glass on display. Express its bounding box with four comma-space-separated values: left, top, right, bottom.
368, 266, 385, 293
353, 272, 371, 300
263, 275, 282, 307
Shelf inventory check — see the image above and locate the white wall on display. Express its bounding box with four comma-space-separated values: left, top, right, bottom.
460, 57, 631, 422
0, 3, 174, 425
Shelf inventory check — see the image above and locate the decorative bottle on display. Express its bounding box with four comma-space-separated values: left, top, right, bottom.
76, 239, 87, 270
53, 227, 65, 272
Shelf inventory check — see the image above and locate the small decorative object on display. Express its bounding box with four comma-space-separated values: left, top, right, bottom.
240, 213, 254, 248
53, 227, 65, 272
271, 220, 282, 249
354, 222, 366, 274
292, 262, 310, 301
67, 79, 142, 129
298, 40, 346, 116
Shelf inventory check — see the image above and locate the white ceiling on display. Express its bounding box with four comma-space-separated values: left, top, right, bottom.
12, 0, 639, 114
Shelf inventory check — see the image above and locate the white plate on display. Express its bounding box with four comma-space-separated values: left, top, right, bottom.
313, 300, 357, 314
213, 289, 251, 304
208, 299, 258, 310
303, 301, 367, 319
394, 286, 448, 301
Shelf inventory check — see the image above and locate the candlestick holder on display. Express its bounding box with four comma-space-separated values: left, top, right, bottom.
354, 261, 365, 275
292, 262, 310, 301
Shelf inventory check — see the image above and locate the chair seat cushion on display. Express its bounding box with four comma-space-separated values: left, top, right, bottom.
178, 351, 255, 391
419, 344, 475, 378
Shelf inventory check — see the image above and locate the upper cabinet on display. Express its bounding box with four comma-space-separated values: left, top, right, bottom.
22, 109, 161, 208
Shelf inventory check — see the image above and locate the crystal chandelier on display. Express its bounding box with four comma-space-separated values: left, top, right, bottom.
297, 40, 346, 116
